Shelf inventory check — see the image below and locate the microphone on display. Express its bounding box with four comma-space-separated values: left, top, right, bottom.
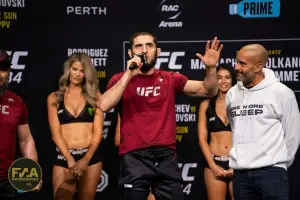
129, 53, 147, 71
129, 62, 138, 71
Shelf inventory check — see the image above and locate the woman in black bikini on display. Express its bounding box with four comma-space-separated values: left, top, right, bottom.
198, 64, 236, 200
47, 53, 103, 200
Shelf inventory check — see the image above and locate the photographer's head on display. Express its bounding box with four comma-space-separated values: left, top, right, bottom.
128, 32, 161, 73
0, 50, 11, 96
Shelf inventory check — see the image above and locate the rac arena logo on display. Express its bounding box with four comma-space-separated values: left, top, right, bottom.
157, 0, 184, 28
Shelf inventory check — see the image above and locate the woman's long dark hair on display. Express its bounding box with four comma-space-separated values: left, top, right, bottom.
217, 64, 237, 86
208, 64, 237, 111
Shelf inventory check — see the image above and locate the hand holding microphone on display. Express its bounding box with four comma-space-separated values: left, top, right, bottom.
127, 53, 147, 71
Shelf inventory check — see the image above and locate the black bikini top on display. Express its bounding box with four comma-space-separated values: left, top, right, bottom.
57, 98, 95, 125
206, 97, 231, 133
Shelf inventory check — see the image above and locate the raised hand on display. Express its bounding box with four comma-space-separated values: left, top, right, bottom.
196, 37, 223, 68
126, 55, 143, 76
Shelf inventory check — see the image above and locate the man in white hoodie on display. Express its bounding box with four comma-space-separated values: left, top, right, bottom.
225, 44, 300, 200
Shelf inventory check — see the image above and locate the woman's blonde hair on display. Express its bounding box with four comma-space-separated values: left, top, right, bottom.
54, 53, 99, 108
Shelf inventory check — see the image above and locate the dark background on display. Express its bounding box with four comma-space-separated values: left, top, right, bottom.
0, 0, 299, 199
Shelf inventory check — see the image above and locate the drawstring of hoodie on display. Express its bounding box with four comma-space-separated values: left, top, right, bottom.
239, 87, 247, 142
240, 87, 252, 142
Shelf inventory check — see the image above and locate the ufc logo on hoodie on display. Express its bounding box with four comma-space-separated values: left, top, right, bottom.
230, 104, 263, 118
137, 86, 160, 97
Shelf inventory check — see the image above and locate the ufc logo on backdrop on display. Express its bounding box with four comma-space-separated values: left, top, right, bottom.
137, 86, 160, 97
6, 51, 28, 70
178, 163, 198, 195
178, 163, 197, 181
155, 51, 185, 70
0, 105, 9, 114
6, 51, 28, 84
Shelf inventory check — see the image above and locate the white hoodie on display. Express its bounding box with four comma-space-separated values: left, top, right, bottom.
226, 68, 300, 170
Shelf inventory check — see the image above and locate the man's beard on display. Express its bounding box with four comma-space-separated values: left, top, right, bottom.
140, 53, 158, 73
236, 70, 255, 87
0, 77, 9, 96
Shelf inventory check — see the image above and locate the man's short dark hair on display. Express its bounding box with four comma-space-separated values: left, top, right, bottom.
129, 32, 158, 49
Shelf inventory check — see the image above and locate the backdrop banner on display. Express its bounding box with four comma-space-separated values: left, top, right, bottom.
0, 0, 299, 199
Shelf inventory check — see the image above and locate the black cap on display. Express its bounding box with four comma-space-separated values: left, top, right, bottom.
0, 49, 11, 71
